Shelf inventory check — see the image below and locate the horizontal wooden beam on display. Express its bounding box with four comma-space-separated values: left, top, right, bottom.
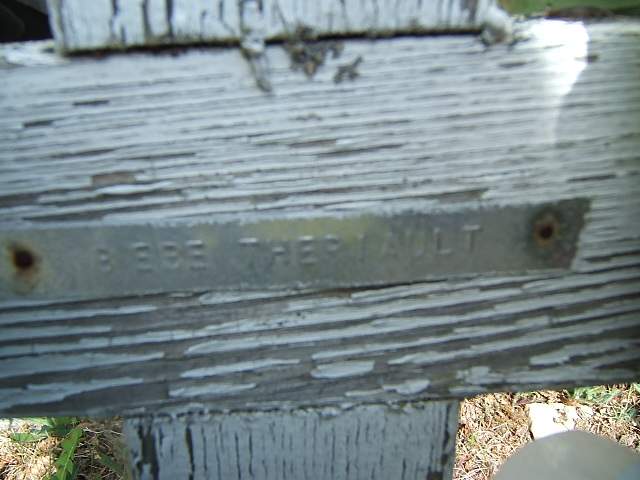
45, 0, 504, 52
1, 20, 639, 417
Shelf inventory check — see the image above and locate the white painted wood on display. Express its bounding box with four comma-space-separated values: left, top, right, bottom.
0, 20, 639, 418
45, 0, 503, 52
124, 400, 459, 480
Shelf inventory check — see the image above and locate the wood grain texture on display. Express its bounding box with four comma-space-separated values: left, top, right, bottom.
45, 0, 498, 52
0, 20, 639, 417
124, 401, 458, 480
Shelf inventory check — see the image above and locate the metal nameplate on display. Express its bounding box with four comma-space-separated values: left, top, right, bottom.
1, 199, 590, 301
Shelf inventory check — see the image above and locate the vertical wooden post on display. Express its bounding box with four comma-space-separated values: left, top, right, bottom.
124, 401, 459, 480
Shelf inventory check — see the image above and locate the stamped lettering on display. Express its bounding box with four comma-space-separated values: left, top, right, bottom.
159, 242, 181, 269
94, 220, 518, 276
270, 240, 291, 267
324, 235, 341, 254
94, 247, 113, 272
297, 236, 316, 265
462, 224, 482, 252
131, 242, 154, 272
1, 199, 589, 299
433, 228, 453, 256
186, 240, 206, 270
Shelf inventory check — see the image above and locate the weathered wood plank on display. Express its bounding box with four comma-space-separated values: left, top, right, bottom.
124, 401, 459, 480
45, 0, 503, 52
0, 20, 639, 417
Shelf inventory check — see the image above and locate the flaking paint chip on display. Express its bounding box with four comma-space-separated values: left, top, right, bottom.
526, 403, 579, 439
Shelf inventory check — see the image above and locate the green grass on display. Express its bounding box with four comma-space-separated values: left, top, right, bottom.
500, 0, 640, 14
571, 384, 640, 424
7, 417, 132, 480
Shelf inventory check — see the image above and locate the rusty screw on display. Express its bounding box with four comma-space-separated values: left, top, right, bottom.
12, 247, 36, 271
533, 214, 559, 245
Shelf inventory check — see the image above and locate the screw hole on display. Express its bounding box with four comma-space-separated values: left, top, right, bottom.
12, 248, 36, 271
537, 224, 555, 240
534, 216, 558, 244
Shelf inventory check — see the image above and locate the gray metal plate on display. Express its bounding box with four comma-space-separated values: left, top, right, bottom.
0, 199, 590, 301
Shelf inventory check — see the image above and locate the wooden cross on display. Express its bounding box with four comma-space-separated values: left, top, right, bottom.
1, 1, 639, 478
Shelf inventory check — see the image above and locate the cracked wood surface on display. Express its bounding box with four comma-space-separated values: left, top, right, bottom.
124, 401, 459, 480
0, 20, 639, 417
46, 0, 498, 52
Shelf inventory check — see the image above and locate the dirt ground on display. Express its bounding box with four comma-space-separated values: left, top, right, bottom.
1, 385, 638, 480
454, 385, 640, 479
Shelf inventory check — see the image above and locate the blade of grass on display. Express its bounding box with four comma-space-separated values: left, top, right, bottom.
9, 431, 49, 443
98, 451, 126, 476
49, 426, 82, 480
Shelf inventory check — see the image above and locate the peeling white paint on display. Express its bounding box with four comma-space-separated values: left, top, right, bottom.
448, 385, 488, 396
49, 0, 498, 52
0, 352, 164, 379
530, 340, 637, 366
456, 366, 505, 385
389, 314, 640, 368
0, 305, 156, 325
344, 388, 385, 398
169, 382, 257, 398
311, 360, 375, 379
1, 41, 68, 67
95, 181, 173, 196
198, 290, 296, 305
0, 377, 143, 410
181, 358, 299, 378
383, 379, 431, 395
